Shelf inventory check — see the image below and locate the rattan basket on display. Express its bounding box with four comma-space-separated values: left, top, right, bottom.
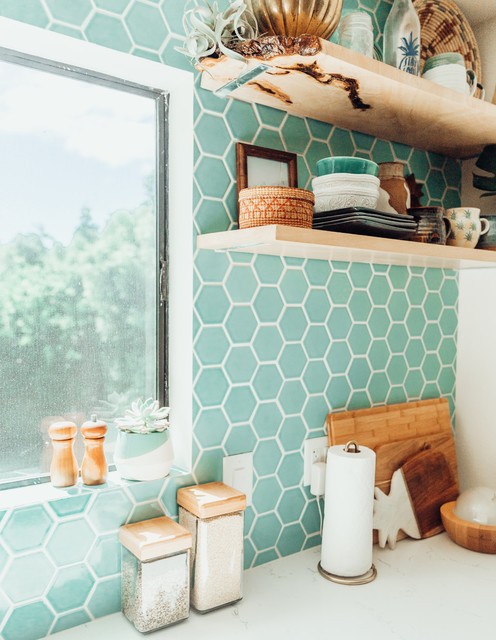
413, 0, 482, 97
238, 186, 314, 229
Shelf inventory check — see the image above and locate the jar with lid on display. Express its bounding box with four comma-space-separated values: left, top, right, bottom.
119, 516, 192, 633
338, 12, 374, 58
177, 481, 246, 613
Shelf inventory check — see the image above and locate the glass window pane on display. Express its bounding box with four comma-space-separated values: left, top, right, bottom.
0, 59, 158, 483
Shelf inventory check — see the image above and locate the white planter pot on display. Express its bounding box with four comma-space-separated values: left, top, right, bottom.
114, 430, 174, 481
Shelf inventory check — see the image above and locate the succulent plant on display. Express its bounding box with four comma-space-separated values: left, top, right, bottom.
115, 398, 170, 434
177, 0, 258, 69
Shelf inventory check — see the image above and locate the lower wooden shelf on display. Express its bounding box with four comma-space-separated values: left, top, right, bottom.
197, 225, 496, 270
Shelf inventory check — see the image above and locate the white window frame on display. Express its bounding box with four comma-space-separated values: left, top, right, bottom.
0, 17, 194, 474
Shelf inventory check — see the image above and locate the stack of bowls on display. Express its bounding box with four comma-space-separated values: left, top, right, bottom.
312, 157, 380, 213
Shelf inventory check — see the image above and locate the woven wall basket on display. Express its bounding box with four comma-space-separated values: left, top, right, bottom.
413, 0, 482, 97
238, 186, 315, 229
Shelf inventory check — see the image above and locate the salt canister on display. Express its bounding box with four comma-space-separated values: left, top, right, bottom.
177, 481, 246, 612
119, 516, 192, 633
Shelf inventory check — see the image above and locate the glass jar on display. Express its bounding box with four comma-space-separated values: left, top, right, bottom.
338, 12, 374, 58
178, 481, 246, 613
383, 0, 421, 75
119, 516, 192, 633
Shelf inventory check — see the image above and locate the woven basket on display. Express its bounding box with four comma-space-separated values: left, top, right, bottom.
238, 187, 314, 229
413, 0, 482, 98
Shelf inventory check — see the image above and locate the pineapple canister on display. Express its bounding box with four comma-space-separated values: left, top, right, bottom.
119, 516, 192, 633
177, 482, 246, 613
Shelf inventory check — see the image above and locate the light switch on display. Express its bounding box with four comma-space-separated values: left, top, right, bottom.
223, 452, 253, 506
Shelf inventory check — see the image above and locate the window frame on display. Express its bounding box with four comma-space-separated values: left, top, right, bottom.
0, 18, 194, 485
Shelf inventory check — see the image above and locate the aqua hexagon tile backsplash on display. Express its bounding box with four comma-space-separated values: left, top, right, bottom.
0, 0, 461, 637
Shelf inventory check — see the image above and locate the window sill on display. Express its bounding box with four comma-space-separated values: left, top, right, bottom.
0, 466, 189, 511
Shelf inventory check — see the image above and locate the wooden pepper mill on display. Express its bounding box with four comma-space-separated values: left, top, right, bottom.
81, 415, 108, 486
48, 421, 78, 487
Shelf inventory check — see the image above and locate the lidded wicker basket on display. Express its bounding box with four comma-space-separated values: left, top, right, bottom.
238, 186, 314, 229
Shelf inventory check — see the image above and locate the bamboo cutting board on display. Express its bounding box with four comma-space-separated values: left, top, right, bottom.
327, 397, 452, 449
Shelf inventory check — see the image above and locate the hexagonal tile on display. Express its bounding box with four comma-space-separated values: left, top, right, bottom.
278, 343, 307, 378
250, 512, 282, 550
387, 386, 407, 405
2, 506, 53, 553
327, 271, 352, 304
406, 307, 426, 337
387, 323, 409, 354
276, 488, 305, 524
303, 325, 329, 358
225, 100, 258, 141
348, 357, 372, 390
305, 139, 330, 174
225, 306, 257, 343
279, 380, 307, 415
85, 13, 132, 52
195, 407, 229, 448
330, 127, 355, 155
388, 265, 409, 289
368, 371, 389, 403
279, 417, 306, 452
253, 364, 283, 400
281, 115, 310, 153
46, 0, 92, 25
405, 338, 425, 368
47, 564, 94, 613
326, 340, 351, 375
349, 263, 373, 288
48, 495, 91, 519
372, 138, 394, 162
87, 576, 121, 619
404, 369, 424, 397
301, 499, 320, 535
196, 113, 231, 156
440, 277, 458, 306
368, 339, 390, 370
328, 307, 352, 340
439, 308, 458, 336
253, 325, 284, 361
424, 292, 443, 321
253, 127, 284, 151
303, 395, 329, 431
349, 290, 372, 322
253, 255, 284, 284
409, 149, 430, 182
47, 518, 95, 566
51, 611, 92, 636
302, 361, 328, 394
277, 522, 306, 557
225, 346, 257, 383
87, 490, 133, 535
252, 476, 282, 513
276, 451, 304, 488
422, 353, 442, 381
0, 0, 49, 27
423, 323, 442, 351
2, 602, 54, 640
195, 367, 229, 406
387, 354, 408, 385
426, 168, 447, 201
195, 326, 230, 365
253, 286, 284, 322
87, 533, 120, 578
223, 422, 257, 455
368, 274, 391, 305
304, 289, 330, 323
307, 117, 330, 140
279, 307, 308, 341
438, 366, 455, 394
196, 156, 230, 199
2, 553, 54, 603
325, 374, 351, 410
253, 440, 282, 477
439, 336, 457, 366
348, 324, 372, 356
224, 386, 257, 423
196, 285, 230, 324
195, 197, 231, 234
125, 1, 167, 49
406, 276, 427, 305
280, 269, 308, 304
225, 265, 258, 303
251, 401, 283, 439
388, 291, 409, 321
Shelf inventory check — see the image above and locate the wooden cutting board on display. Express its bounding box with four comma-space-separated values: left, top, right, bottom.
374, 448, 459, 548
327, 397, 452, 449
374, 433, 459, 495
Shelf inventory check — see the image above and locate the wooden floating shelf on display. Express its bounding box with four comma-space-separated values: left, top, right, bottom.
200, 37, 496, 158
197, 225, 496, 270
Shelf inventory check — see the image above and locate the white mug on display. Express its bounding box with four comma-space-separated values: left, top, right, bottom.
423, 64, 478, 97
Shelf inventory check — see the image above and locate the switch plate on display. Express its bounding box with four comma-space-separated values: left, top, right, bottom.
303, 437, 328, 486
223, 452, 253, 506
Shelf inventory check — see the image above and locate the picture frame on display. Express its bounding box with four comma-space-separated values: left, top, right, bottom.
235, 142, 298, 197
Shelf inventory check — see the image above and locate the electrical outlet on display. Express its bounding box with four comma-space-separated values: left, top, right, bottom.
223, 452, 253, 506
303, 436, 328, 486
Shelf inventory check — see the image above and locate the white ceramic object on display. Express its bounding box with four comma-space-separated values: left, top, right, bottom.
454, 487, 496, 525
312, 174, 379, 212
114, 430, 174, 481
444, 207, 489, 248
423, 64, 477, 96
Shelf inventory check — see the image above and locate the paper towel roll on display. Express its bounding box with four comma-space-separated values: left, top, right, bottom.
320, 443, 376, 577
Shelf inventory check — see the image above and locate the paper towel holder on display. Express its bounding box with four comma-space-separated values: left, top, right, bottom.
344, 440, 360, 453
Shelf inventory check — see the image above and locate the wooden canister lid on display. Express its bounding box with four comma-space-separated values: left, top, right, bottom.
119, 516, 192, 561
48, 421, 77, 441
177, 481, 246, 518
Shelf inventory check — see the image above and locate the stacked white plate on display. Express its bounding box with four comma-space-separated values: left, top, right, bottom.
312, 173, 380, 213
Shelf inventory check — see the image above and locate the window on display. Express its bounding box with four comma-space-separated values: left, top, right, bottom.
0, 19, 194, 486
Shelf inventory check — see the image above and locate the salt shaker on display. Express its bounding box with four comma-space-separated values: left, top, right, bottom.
338, 12, 374, 58
81, 415, 107, 486
119, 516, 192, 633
48, 421, 78, 487
177, 481, 246, 613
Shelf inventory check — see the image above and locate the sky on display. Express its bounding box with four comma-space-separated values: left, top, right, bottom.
0, 57, 157, 246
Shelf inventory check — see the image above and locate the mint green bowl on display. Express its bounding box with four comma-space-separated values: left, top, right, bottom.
316, 156, 379, 177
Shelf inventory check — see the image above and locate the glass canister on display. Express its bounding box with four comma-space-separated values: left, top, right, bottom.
119, 516, 192, 633
177, 481, 246, 613
338, 12, 374, 58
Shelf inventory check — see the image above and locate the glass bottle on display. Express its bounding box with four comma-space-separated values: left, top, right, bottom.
383, 0, 421, 76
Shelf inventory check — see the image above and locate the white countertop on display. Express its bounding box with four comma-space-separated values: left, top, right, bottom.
53, 534, 496, 640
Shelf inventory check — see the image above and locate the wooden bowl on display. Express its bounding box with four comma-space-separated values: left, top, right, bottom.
441, 501, 496, 554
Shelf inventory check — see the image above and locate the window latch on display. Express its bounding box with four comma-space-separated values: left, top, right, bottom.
159, 258, 167, 303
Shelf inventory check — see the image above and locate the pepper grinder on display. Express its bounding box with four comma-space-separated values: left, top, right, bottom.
81, 415, 108, 486
48, 421, 78, 487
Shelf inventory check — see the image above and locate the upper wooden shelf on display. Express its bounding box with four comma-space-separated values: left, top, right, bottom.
197, 225, 496, 270
200, 37, 496, 159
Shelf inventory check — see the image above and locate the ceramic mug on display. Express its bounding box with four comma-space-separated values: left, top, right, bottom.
423, 64, 478, 97
408, 206, 451, 244
444, 207, 489, 249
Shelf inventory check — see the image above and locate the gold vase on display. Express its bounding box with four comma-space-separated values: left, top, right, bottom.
246, 0, 343, 40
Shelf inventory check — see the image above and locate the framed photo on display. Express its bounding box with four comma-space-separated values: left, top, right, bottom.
236, 142, 298, 196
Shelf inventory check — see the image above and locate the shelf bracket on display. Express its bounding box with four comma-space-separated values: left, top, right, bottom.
214, 62, 270, 97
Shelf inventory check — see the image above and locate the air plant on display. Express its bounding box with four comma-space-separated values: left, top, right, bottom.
177, 0, 258, 68
115, 398, 170, 434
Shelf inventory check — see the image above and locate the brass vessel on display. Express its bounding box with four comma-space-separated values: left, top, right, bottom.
246, 0, 343, 40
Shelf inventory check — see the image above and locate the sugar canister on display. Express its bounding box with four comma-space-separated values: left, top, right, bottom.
177, 481, 246, 612
119, 516, 192, 633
